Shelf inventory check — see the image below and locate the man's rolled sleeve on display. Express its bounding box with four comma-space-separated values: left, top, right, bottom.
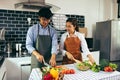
51, 30, 58, 54
26, 27, 35, 54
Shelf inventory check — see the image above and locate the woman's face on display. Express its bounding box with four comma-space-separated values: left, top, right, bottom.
66, 22, 75, 33
39, 17, 50, 28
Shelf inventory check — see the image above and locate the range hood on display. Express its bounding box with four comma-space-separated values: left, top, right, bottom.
15, 0, 60, 11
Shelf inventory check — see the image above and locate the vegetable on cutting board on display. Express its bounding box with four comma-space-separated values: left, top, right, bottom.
61, 69, 75, 74
75, 59, 118, 72
43, 73, 53, 80
99, 59, 118, 72
41, 65, 75, 80
75, 60, 91, 71
90, 63, 100, 72
104, 66, 113, 72
103, 63, 118, 72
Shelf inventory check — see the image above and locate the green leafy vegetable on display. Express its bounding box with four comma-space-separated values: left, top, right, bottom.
109, 63, 118, 70
99, 59, 109, 71
90, 63, 100, 72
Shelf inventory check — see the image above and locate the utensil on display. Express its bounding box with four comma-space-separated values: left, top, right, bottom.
43, 58, 51, 67
44, 62, 51, 67
73, 58, 82, 63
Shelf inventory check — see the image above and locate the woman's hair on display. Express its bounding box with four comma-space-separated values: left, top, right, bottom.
38, 7, 53, 19
66, 18, 79, 31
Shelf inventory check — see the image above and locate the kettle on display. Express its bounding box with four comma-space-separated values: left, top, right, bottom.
0, 28, 5, 40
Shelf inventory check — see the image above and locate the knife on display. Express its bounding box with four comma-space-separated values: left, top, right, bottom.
43, 58, 51, 68
44, 62, 51, 67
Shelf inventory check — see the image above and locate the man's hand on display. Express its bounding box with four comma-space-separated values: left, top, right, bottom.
49, 54, 56, 67
32, 50, 44, 63
36, 54, 44, 63
66, 52, 74, 60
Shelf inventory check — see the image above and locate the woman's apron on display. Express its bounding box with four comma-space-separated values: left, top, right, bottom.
62, 36, 82, 64
31, 24, 52, 69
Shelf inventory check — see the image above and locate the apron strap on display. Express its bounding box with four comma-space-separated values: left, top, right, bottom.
37, 24, 39, 36
48, 25, 51, 35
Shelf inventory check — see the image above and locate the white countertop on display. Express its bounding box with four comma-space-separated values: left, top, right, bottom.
29, 64, 120, 80
6, 57, 31, 65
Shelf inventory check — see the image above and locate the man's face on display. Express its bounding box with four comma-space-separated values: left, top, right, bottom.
39, 17, 50, 28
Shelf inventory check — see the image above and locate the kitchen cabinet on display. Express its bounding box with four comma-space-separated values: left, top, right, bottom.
4, 57, 31, 80
0, 59, 6, 80
21, 64, 31, 80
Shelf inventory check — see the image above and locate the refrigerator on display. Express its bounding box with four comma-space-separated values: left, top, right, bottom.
94, 20, 120, 71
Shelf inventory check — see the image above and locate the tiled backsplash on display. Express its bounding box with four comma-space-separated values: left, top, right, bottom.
0, 9, 84, 50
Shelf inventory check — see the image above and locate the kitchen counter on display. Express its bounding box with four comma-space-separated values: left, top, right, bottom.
1, 54, 63, 80
29, 64, 120, 80
0, 50, 99, 80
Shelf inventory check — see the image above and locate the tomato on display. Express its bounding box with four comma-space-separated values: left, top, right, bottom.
104, 67, 108, 72
61, 70, 66, 74
61, 70, 64, 74
108, 66, 113, 72
104, 66, 113, 72
55, 66, 61, 68
66, 70, 70, 74
70, 69, 75, 74
61, 69, 75, 74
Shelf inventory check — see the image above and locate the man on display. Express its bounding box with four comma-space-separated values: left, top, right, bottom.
26, 8, 58, 69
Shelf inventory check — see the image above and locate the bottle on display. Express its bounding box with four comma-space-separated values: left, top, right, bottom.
7, 43, 12, 57
19, 43, 22, 57
16, 44, 19, 57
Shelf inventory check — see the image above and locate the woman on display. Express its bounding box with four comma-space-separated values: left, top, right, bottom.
60, 18, 95, 64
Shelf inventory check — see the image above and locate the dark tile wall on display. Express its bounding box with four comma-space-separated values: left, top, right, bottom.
0, 9, 85, 51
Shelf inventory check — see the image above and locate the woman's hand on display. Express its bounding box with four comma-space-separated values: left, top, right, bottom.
66, 52, 74, 60
87, 54, 95, 64
49, 54, 56, 67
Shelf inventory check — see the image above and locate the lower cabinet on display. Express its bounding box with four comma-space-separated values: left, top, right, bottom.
21, 64, 31, 80
5, 57, 31, 80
